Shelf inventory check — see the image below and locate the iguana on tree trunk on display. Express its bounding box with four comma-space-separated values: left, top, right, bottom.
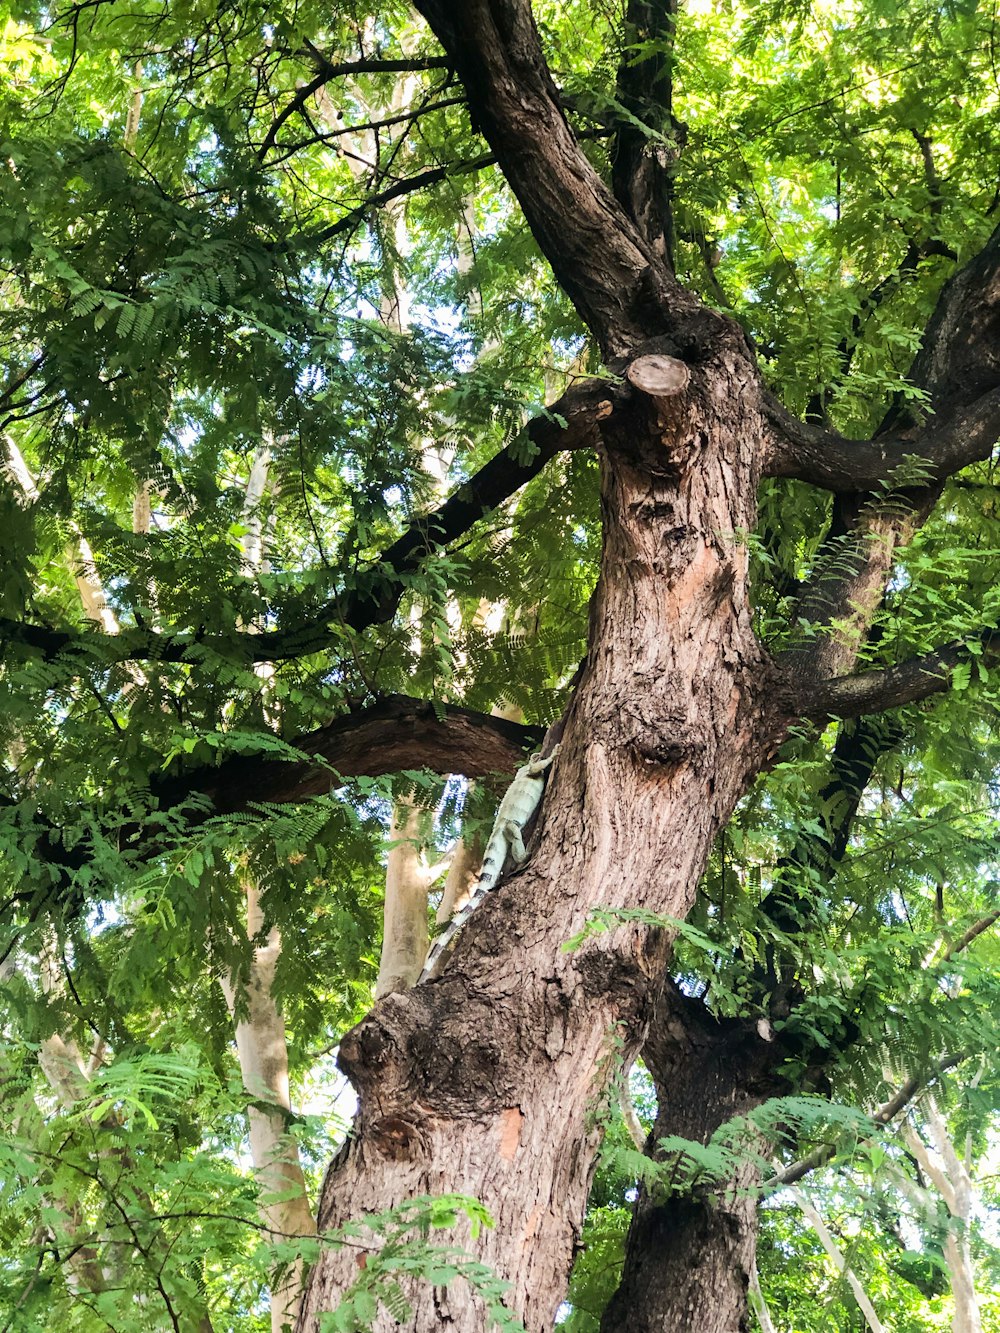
419, 745, 560, 981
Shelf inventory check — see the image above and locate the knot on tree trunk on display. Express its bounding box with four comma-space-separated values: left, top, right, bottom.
338, 1011, 397, 1080
618, 694, 707, 770
369, 1114, 428, 1162
572, 929, 671, 1009
340, 985, 524, 1115
632, 734, 702, 767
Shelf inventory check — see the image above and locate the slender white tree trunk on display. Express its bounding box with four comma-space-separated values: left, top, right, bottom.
436, 829, 482, 923
748, 1258, 777, 1333
435, 701, 522, 924
787, 1186, 887, 1333
2, 435, 120, 633
218, 440, 316, 1332
376, 803, 434, 997
904, 1099, 983, 1333
221, 884, 317, 1333
124, 59, 143, 151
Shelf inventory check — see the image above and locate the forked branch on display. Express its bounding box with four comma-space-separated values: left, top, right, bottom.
411, 0, 692, 356
764, 217, 1000, 492
257, 53, 450, 160
763, 386, 1000, 493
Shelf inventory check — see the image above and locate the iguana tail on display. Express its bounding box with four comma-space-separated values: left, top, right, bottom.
418, 839, 506, 981
418, 896, 476, 982
475, 843, 506, 896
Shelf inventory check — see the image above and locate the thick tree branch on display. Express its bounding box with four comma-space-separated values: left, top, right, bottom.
754, 713, 902, 1007
896, 220, 1000, 418
0, 380, 614, 668
763, 385, 1000, 493
411, 0, 697, 357
789, 628, 1000, 721
611, 0, 680, 266
151, 695, 544, 816
766, 218, 1000, 490
0, 698, 541, 921
765, 220, 1000, 693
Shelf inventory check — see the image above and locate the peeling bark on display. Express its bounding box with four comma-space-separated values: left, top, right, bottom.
781, 498, 931, 682
903, 1101, 983, 1333
436, 828, 482, 925
773, 219, 1000, 701
788, 1187, 887, 1333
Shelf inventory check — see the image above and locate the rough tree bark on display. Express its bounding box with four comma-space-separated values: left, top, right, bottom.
600, 985, 785, 1333
1, 6, 989, 1324
602, 712, 901, 1332
301, 287, 779, 1330
596, 173, 1000, 1333
294, 3, 1000, 1328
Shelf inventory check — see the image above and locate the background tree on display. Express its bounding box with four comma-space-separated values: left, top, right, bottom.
0, 0, 999, 1330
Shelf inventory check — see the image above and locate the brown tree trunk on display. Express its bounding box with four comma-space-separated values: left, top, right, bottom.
600, 985, 785, 1333
601, 713, 901, 1331
296, 4, 1000, 1326
298, 331, 778, 1331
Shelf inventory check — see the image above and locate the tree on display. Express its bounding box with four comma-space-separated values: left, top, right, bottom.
1, 0, 999, 1330
579, 709, 1000, 1332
